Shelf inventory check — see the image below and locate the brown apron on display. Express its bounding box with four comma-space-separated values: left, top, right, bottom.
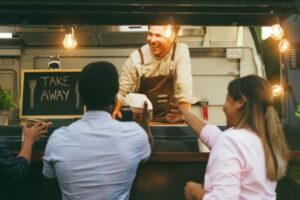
138, 43, 176, 121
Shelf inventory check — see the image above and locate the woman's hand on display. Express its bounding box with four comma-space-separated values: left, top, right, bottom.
184, 181, 205, 200
18, 120, 52, 163
23, 120, 52, 142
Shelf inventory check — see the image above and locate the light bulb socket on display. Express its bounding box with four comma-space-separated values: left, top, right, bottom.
48, 55, 60, 69
65, 25, 75, 35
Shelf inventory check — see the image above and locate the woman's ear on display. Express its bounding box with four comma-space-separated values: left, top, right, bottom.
236, 99, 246, 110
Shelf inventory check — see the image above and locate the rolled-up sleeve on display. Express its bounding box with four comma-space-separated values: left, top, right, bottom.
200, 124, 223, 149
117, 57, 139, 105
174, 44, 197, 104
0, 142, 29, 180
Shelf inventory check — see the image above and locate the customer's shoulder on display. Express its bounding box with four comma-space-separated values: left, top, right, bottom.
117, 121, 145, 133
222, 128, 259, 143
48, 126, 69, 140
117, 120, 141, 128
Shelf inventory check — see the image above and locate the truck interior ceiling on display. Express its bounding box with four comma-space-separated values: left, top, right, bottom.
0, 0, 298, 49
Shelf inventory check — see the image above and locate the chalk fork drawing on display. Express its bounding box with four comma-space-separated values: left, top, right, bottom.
75, 81, 80, 108
29, 79, 36, 108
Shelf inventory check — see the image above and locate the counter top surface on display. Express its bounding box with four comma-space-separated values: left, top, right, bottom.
2, 125, 300, 162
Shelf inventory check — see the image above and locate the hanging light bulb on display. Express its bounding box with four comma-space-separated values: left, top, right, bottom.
279, 38, 290, 53
271, 24, 284, 40
63, 26, 77, 49
164, 24, 173, 39
261, 27, 272, 40
272, 84, 283, 97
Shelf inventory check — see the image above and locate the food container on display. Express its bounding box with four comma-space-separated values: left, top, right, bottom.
126, 93, 153, 120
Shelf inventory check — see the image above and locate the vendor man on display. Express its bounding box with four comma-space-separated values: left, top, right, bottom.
113, 24, 196, 122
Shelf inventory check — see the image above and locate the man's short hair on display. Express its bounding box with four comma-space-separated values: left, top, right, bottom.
79, 61, 119, 110
148, 25, 181, 37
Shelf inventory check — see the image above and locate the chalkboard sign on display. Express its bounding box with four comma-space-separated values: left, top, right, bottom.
20, 69, 84, 119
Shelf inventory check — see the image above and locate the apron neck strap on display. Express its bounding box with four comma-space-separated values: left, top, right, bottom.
169, 43, 177, 75
138, 48, 145, 65
171, 43, 176, 61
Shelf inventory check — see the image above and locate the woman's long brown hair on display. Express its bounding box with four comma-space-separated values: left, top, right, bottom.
228, 75, 289, 181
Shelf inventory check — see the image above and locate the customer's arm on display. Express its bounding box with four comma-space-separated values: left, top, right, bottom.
0, 141, 29, 180
137, 101, 154, 149
167, 104, 207, 137
18, 121, 51, 162
180, 107, 207, 137
0, 121, 51, 180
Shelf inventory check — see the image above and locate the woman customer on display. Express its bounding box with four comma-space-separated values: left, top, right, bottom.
168, 75, 289, 200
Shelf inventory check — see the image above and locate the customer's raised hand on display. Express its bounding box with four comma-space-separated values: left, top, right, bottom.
133, 101, 153, 147
23, 120, 52, 142
133, 101, 150, 125
166, 103, 185, 123
19, 120, 52, 162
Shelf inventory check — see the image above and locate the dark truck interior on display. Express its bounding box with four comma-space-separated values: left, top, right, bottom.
0, 0, 297, 25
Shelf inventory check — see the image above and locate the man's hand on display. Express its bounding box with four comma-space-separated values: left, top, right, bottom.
112, 110, 123, 120
112, 99, 123, 119
184, 181, 205, 200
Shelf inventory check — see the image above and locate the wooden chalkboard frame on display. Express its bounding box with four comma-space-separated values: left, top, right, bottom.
20, 69, 85, 119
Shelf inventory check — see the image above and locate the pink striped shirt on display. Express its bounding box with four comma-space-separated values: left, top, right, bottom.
200, 124, 277, 200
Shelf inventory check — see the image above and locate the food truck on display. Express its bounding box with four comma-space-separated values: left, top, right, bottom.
0, 1, 299, 199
